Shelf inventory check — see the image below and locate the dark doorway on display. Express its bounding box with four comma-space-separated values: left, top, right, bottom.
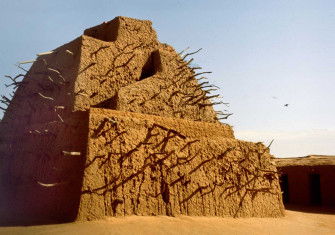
309, 174, 321, 205
279, 174, 289, 204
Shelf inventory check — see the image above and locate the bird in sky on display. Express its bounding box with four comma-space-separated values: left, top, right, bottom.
270, 96, 290, 107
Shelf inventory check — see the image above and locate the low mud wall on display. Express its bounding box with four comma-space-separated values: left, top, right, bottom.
77, 108, 284, 220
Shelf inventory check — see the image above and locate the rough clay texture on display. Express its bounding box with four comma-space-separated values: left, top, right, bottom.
0, 16, 284, 224
78, 108, 283, 220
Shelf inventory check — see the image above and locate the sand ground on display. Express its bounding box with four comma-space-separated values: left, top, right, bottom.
0, 209, 334, 235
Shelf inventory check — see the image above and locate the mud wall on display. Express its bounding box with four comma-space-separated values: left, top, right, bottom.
0, 16, 284, 224
0, 37, 88, 224
73, 17, 218, 122
77, 108, 284, 220
278, 166, 335, 206
0, 16, 221, 224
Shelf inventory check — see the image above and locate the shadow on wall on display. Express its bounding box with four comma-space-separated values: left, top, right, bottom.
78, 113, 282, 219
139, 50, 162, 80
0, 112, 90, 226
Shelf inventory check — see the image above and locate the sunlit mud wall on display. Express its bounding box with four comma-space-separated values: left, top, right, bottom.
78, 109, 284, 220
0, 16, 284, 224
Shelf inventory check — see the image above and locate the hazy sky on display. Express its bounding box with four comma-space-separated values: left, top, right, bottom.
0, 0, 334, 157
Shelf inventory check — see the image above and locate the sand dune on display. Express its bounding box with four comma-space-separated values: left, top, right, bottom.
0, 209, 334, 235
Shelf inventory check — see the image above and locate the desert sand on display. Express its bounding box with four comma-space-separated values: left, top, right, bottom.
0, 209, 334, 235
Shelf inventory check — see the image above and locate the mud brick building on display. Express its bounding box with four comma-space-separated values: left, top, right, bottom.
0, 17, 284, 224
276, 155, 335, 206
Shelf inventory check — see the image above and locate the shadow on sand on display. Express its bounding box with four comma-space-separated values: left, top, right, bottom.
284, 204, 335, 215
